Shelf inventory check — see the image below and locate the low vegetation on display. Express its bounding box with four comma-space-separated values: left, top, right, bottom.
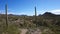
0, 12, 60, 34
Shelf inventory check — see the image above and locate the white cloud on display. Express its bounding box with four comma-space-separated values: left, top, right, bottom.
0, 10, 5, 14
37, 10, 48, 15
37, 9, 60, 15
47, 9, 60, 14
0, 9, 60, 16
8, 12, 27, 15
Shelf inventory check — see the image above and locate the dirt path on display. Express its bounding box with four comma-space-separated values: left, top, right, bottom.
19, 28, 42, 34
20, 29, 28, 34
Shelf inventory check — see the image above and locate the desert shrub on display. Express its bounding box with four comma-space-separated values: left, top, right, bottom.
6, 24, 20, 34
0, 22, 20, 34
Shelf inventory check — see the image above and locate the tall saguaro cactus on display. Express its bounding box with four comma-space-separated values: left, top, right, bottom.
35, 6, 37, 22
34, 6, 37, 26
5, 4, 8, 28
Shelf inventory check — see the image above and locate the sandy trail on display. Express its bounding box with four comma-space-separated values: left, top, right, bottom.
20, 29, 28, 34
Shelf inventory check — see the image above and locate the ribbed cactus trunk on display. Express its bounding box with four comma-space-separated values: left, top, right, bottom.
5, 4, 8, 27
35, 6, 37, 21
35, 6, 37, 26
5, 4, 8, 34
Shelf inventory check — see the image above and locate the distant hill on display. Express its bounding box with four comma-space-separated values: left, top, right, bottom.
43, 12, 55, 16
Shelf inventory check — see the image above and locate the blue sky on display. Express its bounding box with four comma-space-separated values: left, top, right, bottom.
0, 0, 60, 16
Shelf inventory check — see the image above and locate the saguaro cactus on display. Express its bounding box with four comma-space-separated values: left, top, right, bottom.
35, 6, 37, 21
5, 4, 8, 28
34, 6, 37, 26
